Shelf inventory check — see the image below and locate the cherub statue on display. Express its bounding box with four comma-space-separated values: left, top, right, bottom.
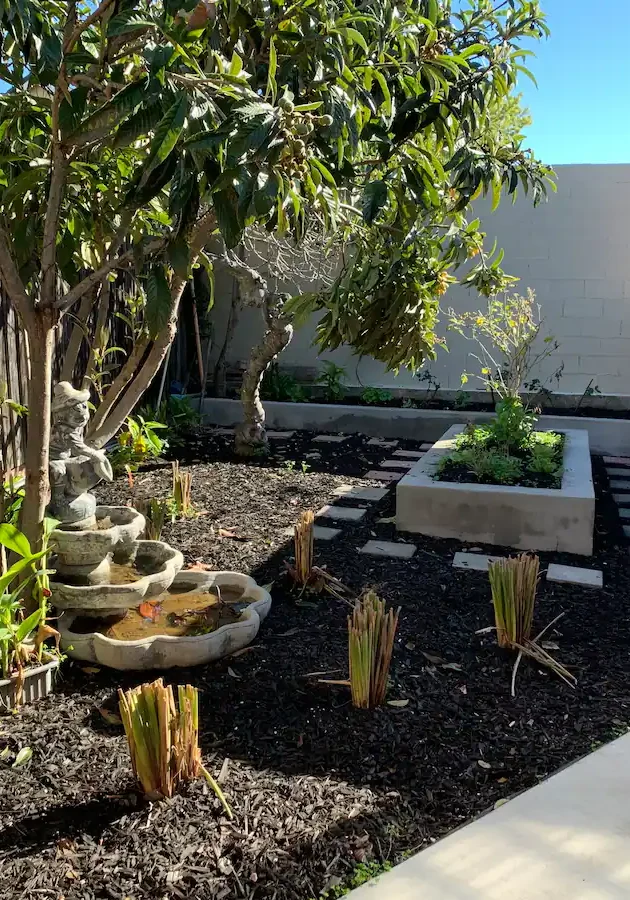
48, 382, 113, 528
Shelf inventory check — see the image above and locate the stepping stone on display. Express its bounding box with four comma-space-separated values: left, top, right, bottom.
365, 470, 403, 482
212, 427, 233, 435
420, 443, 433, 450
305, 451, 321, 459
453, 551, 502, 572
283, 525, 340, 541
360, 540, 416, 559
392, 449, 425, 458
316, 505, 366, 521
604, 456, 630, 466
610, 480, 630, 491
547, 563, 603, 588
333, 484, 389, 501
266, 430, 295, 439
619, 508, 630, 520
367, 438, 399, 447
606, 468, 630, 478
380, 459, 415, 469
312, 434, 348, 443
613, 494, 630, 505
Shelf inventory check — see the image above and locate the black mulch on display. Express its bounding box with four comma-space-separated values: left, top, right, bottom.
2, 428, 630, 900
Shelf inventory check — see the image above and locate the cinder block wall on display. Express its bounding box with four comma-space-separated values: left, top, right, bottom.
210, 164, 630, 398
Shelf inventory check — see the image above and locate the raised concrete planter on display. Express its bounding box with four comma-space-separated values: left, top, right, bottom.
197, 397, 630, 456
396, 426, 595, 555
59, 571, 272, 670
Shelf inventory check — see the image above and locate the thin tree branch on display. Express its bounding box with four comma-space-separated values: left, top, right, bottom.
0, 222, 36, 332
55, 237, 165, 312
64, 0, 116, 54
59, 284, 98, 382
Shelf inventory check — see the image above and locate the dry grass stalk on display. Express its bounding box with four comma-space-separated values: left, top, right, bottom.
134, 498, 168, 540
294, 510, 314, 586
348, 591, 400, 709
488, 554, 539, 648
172, 461, 193, 517
118, 678, 232, 816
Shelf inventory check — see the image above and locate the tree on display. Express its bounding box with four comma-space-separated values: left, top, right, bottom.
0, 0, 553, 546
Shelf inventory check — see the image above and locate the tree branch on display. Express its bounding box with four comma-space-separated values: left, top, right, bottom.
0, 222, 36, 332
63, 0, 116, 54
55, 238, 165, 312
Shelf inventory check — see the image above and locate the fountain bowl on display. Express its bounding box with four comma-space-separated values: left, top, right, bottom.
52, 540, 184, 612
58, 571, 272, 670
52, 506, 145, 568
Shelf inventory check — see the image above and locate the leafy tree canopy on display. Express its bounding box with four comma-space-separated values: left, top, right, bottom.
0, 0, 553, 372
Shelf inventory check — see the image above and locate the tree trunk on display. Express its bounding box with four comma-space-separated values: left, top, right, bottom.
214, 297, 239, 398
21, 307, 55, 553
59, 286, 97, 383
235, 295, 293, 456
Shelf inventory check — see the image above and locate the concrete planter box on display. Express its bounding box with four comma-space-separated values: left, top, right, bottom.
0, 655, 59, 710
396, 426, 595, 555
197, 397, 630, 457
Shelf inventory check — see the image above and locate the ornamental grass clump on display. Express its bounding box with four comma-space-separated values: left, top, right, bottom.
171, 461, 194, 517
488, 554, 538, 648
348, 592, 400, 709
487, 555, 576, 695
118, 679, 232, 816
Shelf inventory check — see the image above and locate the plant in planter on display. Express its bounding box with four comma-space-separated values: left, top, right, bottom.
361, 388, 393, 406
0, 523, 59, 708
316, 363, 347, 403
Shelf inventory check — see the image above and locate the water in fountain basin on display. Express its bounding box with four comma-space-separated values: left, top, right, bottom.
69, 583, 250, 640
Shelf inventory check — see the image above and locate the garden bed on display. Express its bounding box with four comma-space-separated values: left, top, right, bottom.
2, 428, 629, 900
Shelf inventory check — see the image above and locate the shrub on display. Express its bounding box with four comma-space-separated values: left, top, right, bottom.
317, 362, 346, 402
109, 416, 168, 475
261, 363, 307, 403
361, 387, 393, 406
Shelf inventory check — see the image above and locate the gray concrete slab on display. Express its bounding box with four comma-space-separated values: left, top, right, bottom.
453, 552, 502, 571
547, 563, 603, 588
365, 470, 403, 482
282, 525, 341, 540
392, 449, 425, 458
359, 540, 416, 559
312, 434, 349, 443
367, 438, 399, 447
606, 467, 630, 478
380, 458, 415, 469
348, 732, 630, 900
316, 505, 366, 521
611, 493, 630, 505
610, 480, 630, 490
333, 484, 389, 501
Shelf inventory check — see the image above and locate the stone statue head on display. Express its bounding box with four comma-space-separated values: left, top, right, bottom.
52, 382, 91, 429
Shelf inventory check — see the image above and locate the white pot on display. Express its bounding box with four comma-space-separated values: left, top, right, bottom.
58, 572, 272, 671
0, 655, 59, 709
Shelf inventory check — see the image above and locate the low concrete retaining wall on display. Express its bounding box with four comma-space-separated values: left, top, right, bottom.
197, 397, 630, 457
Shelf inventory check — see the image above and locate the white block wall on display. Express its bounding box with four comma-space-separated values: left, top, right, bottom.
211, 164, 630, 397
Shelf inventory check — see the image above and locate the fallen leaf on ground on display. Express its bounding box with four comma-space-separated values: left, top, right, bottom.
442, 662, 463, 671
477, 760, 491, 769
387, 699, 410, 708
81, 666, 101, 674
542, 641, 560, 650
98, 707, 123, 726
377, 516, 396, 524
494, 798, 509, 809
405, 641, 416, 651
277, 627, 300, 636
12, 746, 32, 767
227, 667, 241, 679
187, 562, 213, 571
422, 651, 446, 666
229, 646, 261, 658
218, 528, 249, 541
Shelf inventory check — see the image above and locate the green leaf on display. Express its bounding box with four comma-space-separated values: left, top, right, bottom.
265, 37, 277, 103
0, 524, 31, 558
426, 0, 439, 25
107, 12, 155, 36
143, 92, 189, 175
167, 237, 190, 280
339, 27, 368, 53
362, 180, 388, 224
12, 747, 33, 768
145, 266, 174, 338
15, 609, 42, 643
213, 188, 242, 249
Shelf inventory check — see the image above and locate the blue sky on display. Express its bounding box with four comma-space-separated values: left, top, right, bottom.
520, 0, 630, 164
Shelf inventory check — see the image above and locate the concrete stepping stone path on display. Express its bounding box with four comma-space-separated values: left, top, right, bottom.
365, 470, 403, 482
392, 449, 425, 459
547, 563, 603, 588
283, 525, 340, 540
367, 438, 399, 447
612, 493, 630, 505
312, 434, 349, 443
609, 480, 630, 491
603, 456, 630, 466
453, 551, 502, 572
379, 459, 415, 469
333, 484, 389, 502
606, 467, 630, 478
266, 430, 295, 439
360, 540, 416, 559
316, 505, 366, 522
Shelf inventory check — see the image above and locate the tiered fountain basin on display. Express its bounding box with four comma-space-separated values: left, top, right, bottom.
58, 571, 272, 670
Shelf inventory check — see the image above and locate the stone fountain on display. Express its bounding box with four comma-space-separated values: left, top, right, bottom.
50, 383, 271, 670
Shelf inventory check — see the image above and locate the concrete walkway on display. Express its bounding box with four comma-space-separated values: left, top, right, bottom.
349, 733, 630, 899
